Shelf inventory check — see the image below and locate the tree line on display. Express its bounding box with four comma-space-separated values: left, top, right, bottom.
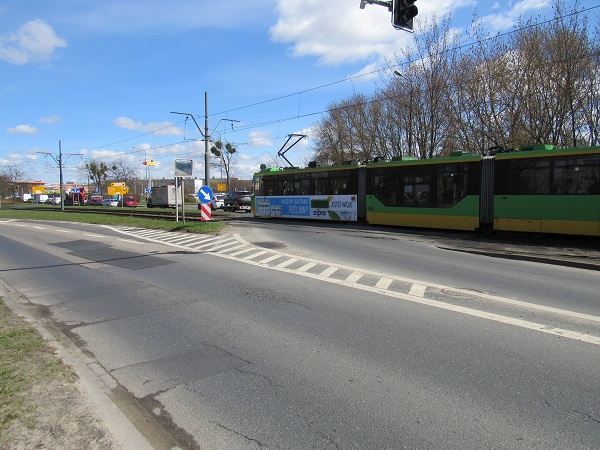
309, 1, 599, 165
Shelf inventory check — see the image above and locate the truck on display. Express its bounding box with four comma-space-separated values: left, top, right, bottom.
33, 194, 49, 203
147, 185, 182, 208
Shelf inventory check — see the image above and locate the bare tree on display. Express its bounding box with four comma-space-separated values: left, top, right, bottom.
210, 141, 238, 192
310, 0, 598, 163
109, 158, 139, 185
0, 166, 27, 202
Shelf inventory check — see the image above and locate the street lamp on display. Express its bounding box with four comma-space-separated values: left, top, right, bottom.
133, 146, 154, 202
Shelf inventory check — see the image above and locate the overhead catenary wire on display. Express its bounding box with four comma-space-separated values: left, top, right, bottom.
72, 3, 599, 166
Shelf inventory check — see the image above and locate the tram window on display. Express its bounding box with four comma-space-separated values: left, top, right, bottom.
437, 173, 466, 207
253, 177, 262, 195
264, 179, 276, 195
373, 175, 395, 206
437, 164, 467, 207
508, 159, 550, 195
293, 179, 310, 195
329, 171, 356, 194
553, 156, 600, 195
403, 176, 431, 207
314, 178, 329, 195
331, 179, 344, 194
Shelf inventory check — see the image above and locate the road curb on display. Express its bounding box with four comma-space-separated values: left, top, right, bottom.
437, 245, 600, 271
0, 281, 154, 450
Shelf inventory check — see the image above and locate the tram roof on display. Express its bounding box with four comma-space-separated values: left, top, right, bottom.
254, 145, 600, 176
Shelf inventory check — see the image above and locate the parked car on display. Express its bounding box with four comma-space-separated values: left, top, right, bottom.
51, 196, 61, 205
102, 198, 119, 207
223, 191, 253, 212
120, 195, 138, 207
210, 193, 226, 210
89, 198, 103, 206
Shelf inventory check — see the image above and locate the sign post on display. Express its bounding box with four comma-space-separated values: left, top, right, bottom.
174, 159, 193, 223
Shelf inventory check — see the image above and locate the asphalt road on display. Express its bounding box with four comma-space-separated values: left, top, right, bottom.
0, 218, 599, 449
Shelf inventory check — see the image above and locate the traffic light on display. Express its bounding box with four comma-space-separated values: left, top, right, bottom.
392, 0, 418, 32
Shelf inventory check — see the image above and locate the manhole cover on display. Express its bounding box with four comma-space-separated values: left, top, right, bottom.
441, 287, 484, 298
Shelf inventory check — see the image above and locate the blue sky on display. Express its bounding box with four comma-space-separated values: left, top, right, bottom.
0, 0, 594, 185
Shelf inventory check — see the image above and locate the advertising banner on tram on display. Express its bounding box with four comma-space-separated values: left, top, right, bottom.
255, 195, 357, 221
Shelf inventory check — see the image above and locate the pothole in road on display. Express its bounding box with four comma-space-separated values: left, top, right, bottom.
441, 287, 484, 298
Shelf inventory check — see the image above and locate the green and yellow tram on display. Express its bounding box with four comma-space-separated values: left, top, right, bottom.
490, 145, 599, 236
252, 145, 600, 237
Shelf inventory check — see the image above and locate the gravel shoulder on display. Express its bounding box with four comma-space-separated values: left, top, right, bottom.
0, 297, 120, 449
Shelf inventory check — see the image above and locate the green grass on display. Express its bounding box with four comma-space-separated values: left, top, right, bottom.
0, 208, 227, 234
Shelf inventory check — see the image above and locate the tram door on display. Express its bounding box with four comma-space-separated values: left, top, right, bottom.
357, 166, 367, 221
479, 156, 495, 231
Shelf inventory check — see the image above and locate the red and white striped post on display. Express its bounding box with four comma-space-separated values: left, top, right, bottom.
200, 203, 212, 222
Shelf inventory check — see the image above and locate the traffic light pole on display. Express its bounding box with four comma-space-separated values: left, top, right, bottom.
359, 0, 417, 32
359, 0, 392, 12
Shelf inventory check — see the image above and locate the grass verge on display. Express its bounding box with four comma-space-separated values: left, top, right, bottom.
0, 299, 115, 448
0, 298, 71, 435
0, 208, 227, 234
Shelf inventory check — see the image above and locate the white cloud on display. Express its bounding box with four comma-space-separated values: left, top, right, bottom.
248, 130, 274, 147
480, 0, 551, 31
0, 20, 67, 65
270, 0, 477, 68
112, 117, 184, 136
39, 114, 61, 124
8, 124, 38, 135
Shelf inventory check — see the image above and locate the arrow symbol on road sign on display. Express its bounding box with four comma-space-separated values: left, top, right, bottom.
198, 186, 213, 204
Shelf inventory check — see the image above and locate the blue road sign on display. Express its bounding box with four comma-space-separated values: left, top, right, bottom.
198, 186, 213, 204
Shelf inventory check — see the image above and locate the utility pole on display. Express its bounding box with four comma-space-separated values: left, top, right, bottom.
171, 93, 239, 189
37, 141, 82, 211
204, 91, 209, 189
59, 141, 64, 211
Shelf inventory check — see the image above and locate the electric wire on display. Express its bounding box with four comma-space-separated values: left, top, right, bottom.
36, 4, 600, 170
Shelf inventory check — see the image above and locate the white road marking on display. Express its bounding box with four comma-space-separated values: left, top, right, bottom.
345, 271, 364, 284
375, 277, 393, 290
277, 258, 298, 268
319, 266, 338, 277
409, 284, 427, 297
298, 262, 318, 272
258, 254, 283, 264
228, 248, 256, 257
104, 226, 600, 346
244, 250, 268, 260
